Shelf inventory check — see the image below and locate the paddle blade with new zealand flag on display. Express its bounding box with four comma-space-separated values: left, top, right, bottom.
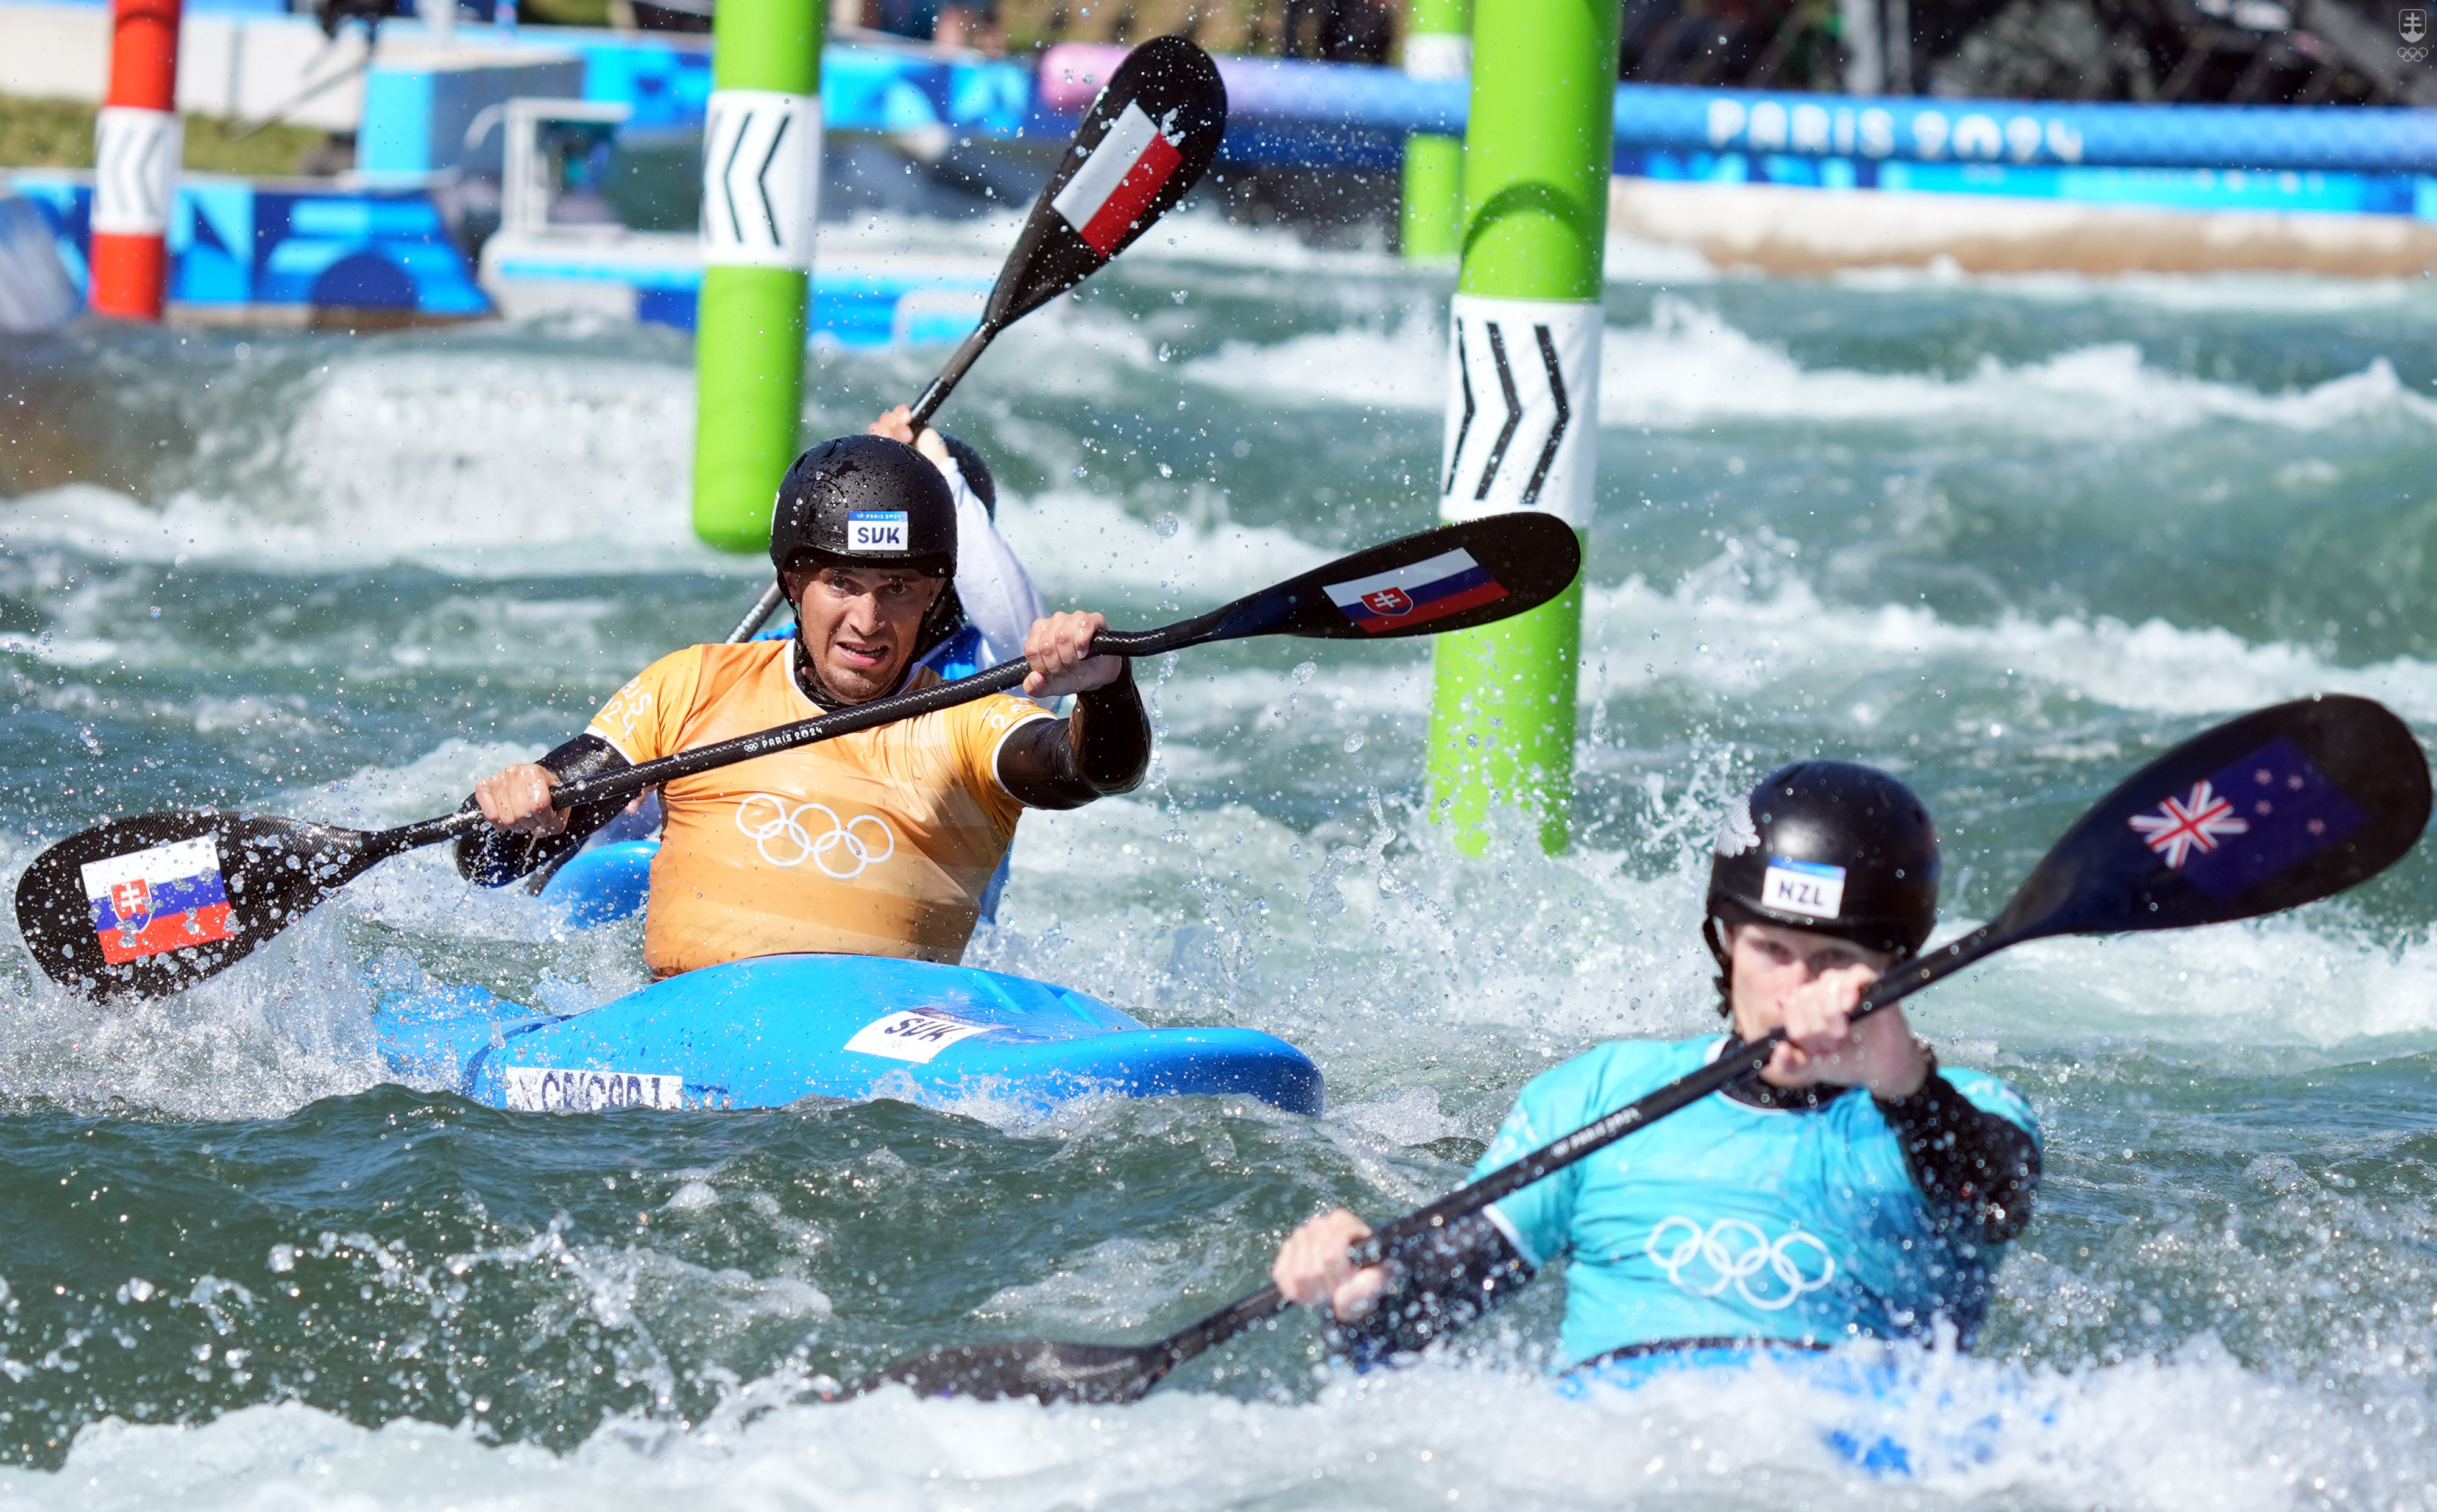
1990, 694, 2431, 944
985, 35, 1225, 330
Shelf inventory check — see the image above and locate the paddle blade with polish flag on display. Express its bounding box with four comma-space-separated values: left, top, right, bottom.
1052, 101, 1186, 256
986, 36, 1225, 330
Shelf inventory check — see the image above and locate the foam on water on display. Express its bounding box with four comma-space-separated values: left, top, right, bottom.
7, 216, 2437, 1505
0, 1336, 2419, 1512
9, 535, 2437, 1125
1579, 545, 2437, 721
1182, 292, 2437, 436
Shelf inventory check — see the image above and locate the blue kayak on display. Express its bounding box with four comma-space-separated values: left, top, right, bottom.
374, 843, 1323, 1116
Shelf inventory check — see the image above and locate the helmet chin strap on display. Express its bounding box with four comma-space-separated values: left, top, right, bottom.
1708, 919, 1735, 1018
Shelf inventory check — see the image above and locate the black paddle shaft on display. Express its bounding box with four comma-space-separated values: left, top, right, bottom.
16, 515, 1582, 1003
1010, 925, 2009, 1393
461, 513, 1575, 844
869, 692, 2432, 1405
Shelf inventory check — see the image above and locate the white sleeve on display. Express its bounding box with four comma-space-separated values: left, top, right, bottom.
939, 454, 1047, 668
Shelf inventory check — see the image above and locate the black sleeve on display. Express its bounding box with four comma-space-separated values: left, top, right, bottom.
1321, 1212, 1537, 1368
994, 664, 1151, 810
451, 733, 635, 888
1874, 1070, 2042, 1246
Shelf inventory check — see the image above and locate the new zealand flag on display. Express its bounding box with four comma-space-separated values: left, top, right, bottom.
2129, 737, 2368, 900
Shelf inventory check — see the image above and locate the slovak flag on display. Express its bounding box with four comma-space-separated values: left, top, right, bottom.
1324, 548, 1510, 634
1051, 101, 1184, 256
81, 836, 237, 965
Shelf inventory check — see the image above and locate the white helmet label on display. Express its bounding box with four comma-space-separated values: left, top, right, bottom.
847, 510, 910, 553
1761, 857, 1847, 919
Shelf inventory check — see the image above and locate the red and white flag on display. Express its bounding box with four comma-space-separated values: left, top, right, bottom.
1052, 101, 1183, 256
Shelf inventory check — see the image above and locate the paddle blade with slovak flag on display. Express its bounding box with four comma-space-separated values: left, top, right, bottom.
15, 810, 386, 1002
985, 35, 1225, 330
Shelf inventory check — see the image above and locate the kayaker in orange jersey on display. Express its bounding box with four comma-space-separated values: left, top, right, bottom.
456, 433, 1150, 976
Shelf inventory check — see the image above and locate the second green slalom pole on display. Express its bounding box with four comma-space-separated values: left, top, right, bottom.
1398, 0, 1468, 262
1423, 0, 1616, 854
691, 0, 826, 553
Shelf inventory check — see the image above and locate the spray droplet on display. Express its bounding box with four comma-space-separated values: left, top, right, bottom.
1343, 733, 1365, 754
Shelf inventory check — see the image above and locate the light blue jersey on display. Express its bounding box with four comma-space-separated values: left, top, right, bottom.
1476, 1036, 2039, 1367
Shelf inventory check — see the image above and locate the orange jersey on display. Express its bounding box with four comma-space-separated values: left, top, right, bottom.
585, 640, 1055, 975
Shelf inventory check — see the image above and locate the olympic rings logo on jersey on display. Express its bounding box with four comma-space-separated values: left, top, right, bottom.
734, 794, 897, 878
1644, 1217, 1837, 1311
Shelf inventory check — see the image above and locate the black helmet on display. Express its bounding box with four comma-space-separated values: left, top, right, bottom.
1705, 760, 1940, 967
768, 436, 957, 581
938, 431, 998, 519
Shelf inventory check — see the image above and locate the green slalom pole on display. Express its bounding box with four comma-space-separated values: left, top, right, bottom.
1398, 0, 1468, 261
1424, 0, 1617, 854
692, 0, 826, 553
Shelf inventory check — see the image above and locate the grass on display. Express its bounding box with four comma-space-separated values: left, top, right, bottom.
998, 0, 1307, 58
0, 91, 330, 177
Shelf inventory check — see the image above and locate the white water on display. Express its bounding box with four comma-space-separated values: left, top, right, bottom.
7, 219, 2437, 1508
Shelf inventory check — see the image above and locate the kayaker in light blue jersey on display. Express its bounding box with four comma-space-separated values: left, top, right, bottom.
1272, 761, 2041, 1371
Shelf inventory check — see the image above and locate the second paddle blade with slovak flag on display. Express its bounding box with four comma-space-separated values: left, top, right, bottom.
1120, 512, 1582, 654
986, 35, 1225, 331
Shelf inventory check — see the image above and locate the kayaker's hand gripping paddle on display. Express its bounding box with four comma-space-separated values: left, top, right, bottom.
14, 514, 1580, 1003
865, 694, 2432, 1406
723, 35, 1228, 645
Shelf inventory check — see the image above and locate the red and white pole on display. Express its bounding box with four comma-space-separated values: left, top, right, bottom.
90, 0, 184, 320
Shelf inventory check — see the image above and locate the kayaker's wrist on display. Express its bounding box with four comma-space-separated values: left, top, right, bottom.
1867, 1040, 1936, 1102
1075, 657, 1136, 703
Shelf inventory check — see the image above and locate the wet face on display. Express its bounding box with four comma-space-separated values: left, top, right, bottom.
1725, 920, 1895, 1044
785, 564, 945, 704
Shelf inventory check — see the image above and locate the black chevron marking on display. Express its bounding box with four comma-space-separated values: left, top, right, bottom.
1520, 323, 1569, 506
1473, 321, 1522, 502
755, 112, 791, 246
1443, 317, 1475, 497
716, 107, 749, 246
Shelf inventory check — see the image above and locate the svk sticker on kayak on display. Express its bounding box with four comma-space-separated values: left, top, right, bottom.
845, 1009, 995, 1063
